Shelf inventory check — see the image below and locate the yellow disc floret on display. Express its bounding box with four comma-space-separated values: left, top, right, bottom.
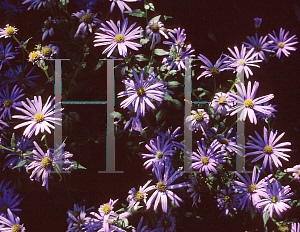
201, 157, 209, 165
82, 14, 93, 24
5, 27, 15, 36
12, 224, 22, 232
218, 97, 227, 105
41, 157, 52, 168
157, 182, 167, 192
210, 67, 219, 75
156, 152, 163, 159
248, 184, 257, 193
278, 42, 284, 48
244, 99, 254, 108
115, 34, 125, 43
220, 138, 229, 145
134, 191, 144, 201
42, 47, 52, 57
238, 59, 246, 66
4, 99, 13, 107
103, 205, 111, 214
151, 23, 159, 33
194, 112, 204, 122
271, 196, 278, 203
34, 113, 44, 123
264, 145, 273, 154
30, 52, 40, 62
224, 195, 232, 204
137, 87, 146, 97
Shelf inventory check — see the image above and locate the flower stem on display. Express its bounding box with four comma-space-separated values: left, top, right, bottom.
0, 145, 15, 152
43, 132, 49, 150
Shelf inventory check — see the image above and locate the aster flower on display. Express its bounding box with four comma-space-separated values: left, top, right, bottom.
291, 222, 300, 232
28, 50, 42, 65
245, 126, 291, 173
187, 176, 202, 208
66, 204, 95, 227
25, 141, 73, 190
0, 42, 17, 70
42, 16, 59, 41
210, 92, 235, 116
243, 33, 274, 61
152, 208, 176, 232
12, 95, 63, 138
197, 53, 232, 79
154, 126, 184, 152
216, 187, 239, 216
117, 69, 166, 117
228, 81, 275, 125
268, 28, 298, 59
0, 85, 24, 120
109, 0, 141, 16
73, 9, 101, 38
190, 138, 227, 177
0, 179, 15, 197
255, 102, 277, 121
22, 0, 50, 10
163, 27, 186, 48
231, 166, 272, 212
94, 18, 143, 57
67, 206, 93, 232
185, 108, 209, 134
132, 216, 149, 232
0, 208, 25, 232
226, 44, 262, 79
0, 189, 23, 217
145, 162, 189, 213
123, 104, 143, 133
254, 18, 262, 28
127, 179, 152, 211
0, 0, 24, 14
75, 0, 97, 11
146, 20, 169, 50
40, 44, 59, 59
0, 24, 18, 38
285, 164, 300, 183
255, 179, 293, 218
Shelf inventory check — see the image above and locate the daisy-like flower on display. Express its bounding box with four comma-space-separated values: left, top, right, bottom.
228, 81, 275, 125
226, 44, 262, 79
22, 0, 49, 10
152, 208, 176, 232
42, 16, 59, 41
73, 9, 101, 38
154, 126, 184, 152
0, 42, 17, 70
25, 141, 73, 190
210, 92, 235, 116
255, 179, 293, 218
187, 176, 202, 208
255, 102, 277, 121
231, 166, 272, 212
291, 222, 300, 232
12, 95, 63, 138
216, 187, 239, 216
132, 216, 149, 232
127, 179, 152, 211
40, 44, 59, 59
28, 50, 42, 65
185, 109, 209, 134
123, 104, 143, 133
245, 126, 291, 173
285, 164, 300, 183
145, 162, 189, 213
109, 0, 141, 16
190, 138, 227, 177
0, 0, 24, 14
254, 18, 262, 28
0, 179, 15, 197
94, 18, 143, 57
268, 28, 298, 59
98, 199, 119, 219
243, 33, 274, 61
0, 85, 24, 120
146, 20, 169, 50
66, 204, 94, 228
163, 27, 186, 48
0, 24, 18, 38
0, 208, 25, 232
0, 189, 23, 217
67, 207, 93, 232
207, 127, 244, 157
117, 69, 166, 117
197, 53, 232, 79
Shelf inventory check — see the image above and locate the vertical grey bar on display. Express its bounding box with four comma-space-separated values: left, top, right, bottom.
236, 71, 245, 172
54, 59, 62, 147
98, 59, 123, 173
184, 58, 192, 173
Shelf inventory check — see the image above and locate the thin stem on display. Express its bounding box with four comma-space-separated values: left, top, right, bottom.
229, 75, 239, 92
0, 145, 15, 152
221, 119, 239, 136
144, 0, 148, 24
43, 132, 49, 150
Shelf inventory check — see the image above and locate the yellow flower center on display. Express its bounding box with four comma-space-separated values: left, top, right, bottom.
134, 191, 144, 201
63, 163, 70, 169
41, 157, 52, 168
238, 59, 246, 66
210, 67, 219, 75
248, 184, 257, 193
72, 211, 80, 217
0, 54, 5, 60
157, 182, 167, 192
244, 99, 254, 108
255, 46, 261, 52
34, 113, 44, 123
156, 152, 163, 159
271, 196, 278, 203
1, 205, 8, 214
220, 138, 229, 145
12, 224, 22, 232
137, 87, 146, 97
201, 157, 209, 165
30, 52, 40, 62
103, 205, 111, 214
264, 145, 273, 154
176, 57, 180, 60
298, 170, 300, 176
4, 99, 13, 107
151, 23, 159, 33
42, 47, 52, 57
5, 27, 15, 35
224, 195, 232, 204
218, 97, 227, 105
129, 109, 136, 117
115, 34, 125, 43
163, 219, 171, 228
278, 42, 284, 48
194, 112, 204, 122
82, 14, 93, 24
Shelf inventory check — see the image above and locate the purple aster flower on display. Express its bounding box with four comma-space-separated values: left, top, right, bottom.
254, 18, 262, 28
0, 24, 18, 39
146, 162, 188, 213
127, 179, 152, 211
152, 208, 176, 232
73, 9, 101, 38
25, 141, 73, 190
146, 20, 170, 50
185, 109, 209, 134
0, 179, 15, 197
67, 206, 93, 232
12, 96, 63, 138
0, 0, 24, 14
94, 18, 143, 57
0, 189, 23, 217
163, 27, 186, 48
255, 179, 293, 218
245, 126, 291, 173
231, 166, 272, 212
132, 216, 149, 232
123, 104, 143, 133
255, 102, 277, 121
226, 44, 262, 79
210, 92, 235, 116
285, 164, 300, 183
187, 176, 202, 208
243, 33, 274, 61
109, 0, 141, 16
22, 0, 50, 10
117, 69, 166, 117
0, 208, 25, 232
75, 0, 97, 11
66, 204, 94, 228
197, 53, 232, 79
0, 42, 17, 70
0, 85, 24, 120
42, 16, 59, 41
40, 44, 59, 59
28, 50, 42, 65
216, 186, 239, 216
154, 126, 184, 152
228, 81, 275, 125
291, 222, 300, 232
190, 138, 227, 177
268, 28, 298, 59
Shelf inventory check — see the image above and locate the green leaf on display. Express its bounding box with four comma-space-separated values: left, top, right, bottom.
156, 109, 164, 122
13, 160, 27, 169
135, 54, 148, 61
23, 37, 33, 50
185, 212, 193, 217
72, 160, 86, 170
140, 38, 150, 45
41, 133, 46, 142
11, 133, 17, 151
169, 99, 182, 110
167, 81, 181, 88
60, 0, 69, 5
163, 92, 173, 101
163, 15, 172, 20
263, 210, 269, 226
94, 60, 104, 71
111, 111, 122, 119
149, 15, 161, 23
154, 48, 167, 56
124, 9, 146, 17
